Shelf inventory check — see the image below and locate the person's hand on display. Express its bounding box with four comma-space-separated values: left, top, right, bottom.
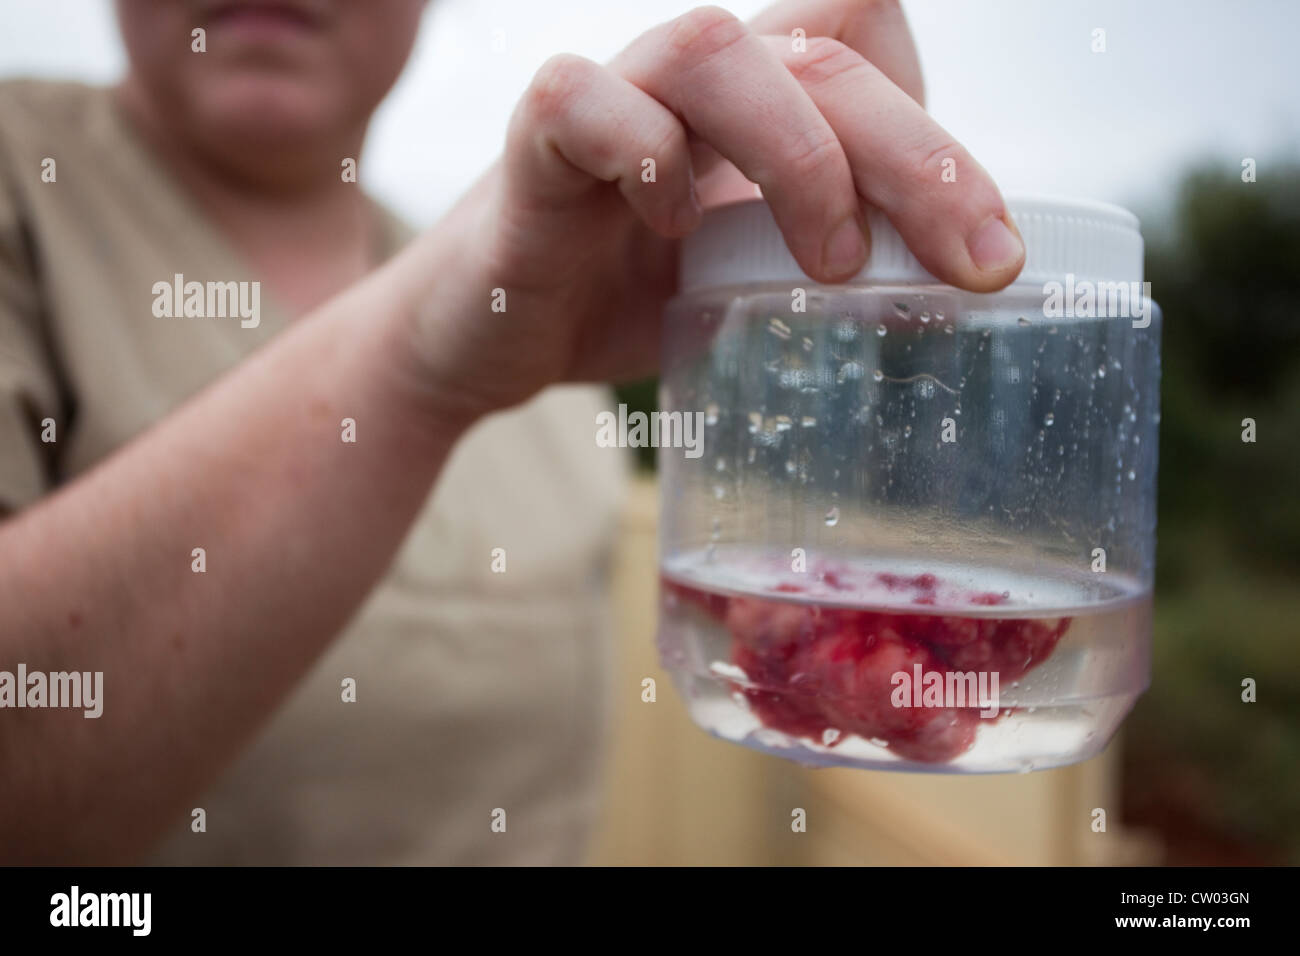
407, 0, 1025, 419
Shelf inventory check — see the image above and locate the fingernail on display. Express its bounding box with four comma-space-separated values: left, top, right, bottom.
822, 215, 868, 278
966, 215, 1024, 273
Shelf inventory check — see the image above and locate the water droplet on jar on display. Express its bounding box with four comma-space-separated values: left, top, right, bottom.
903, 425, 912, 437
824, 507, 840, 527
774, 415, 793, 432
768, 317, 792, 340
1017, 316, 1031, 327
801, 336, 813, 352
784, 460, 797, 476
715, 457, 726, 472
709, 660, 749, 682
747, 411, 762, 434
919, 311, 931, 324
1097, 365, 1106, 379
821, 728, 841, 746
943, 324, 954, 335
869, 737, 890, 748
1044, 412, 1055, 426
705, 403, 719, 425
1127, 469, 1136, 480
801, 415, 817, 428
872, 369, 884, 382
838, 361, 865, 383
876, 324, 887, 337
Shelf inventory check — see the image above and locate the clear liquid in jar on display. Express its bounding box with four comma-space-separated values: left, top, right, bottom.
659, 547, 1150, 773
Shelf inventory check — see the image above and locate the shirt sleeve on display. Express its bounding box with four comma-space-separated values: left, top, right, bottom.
0, 143, 64, 515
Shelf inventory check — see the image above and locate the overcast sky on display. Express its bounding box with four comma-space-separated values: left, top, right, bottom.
2, 0, 1297, 230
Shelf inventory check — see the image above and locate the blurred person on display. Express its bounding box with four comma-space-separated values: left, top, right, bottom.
0, 0, 1024, 863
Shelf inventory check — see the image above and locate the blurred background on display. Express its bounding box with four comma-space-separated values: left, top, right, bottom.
4, 0, 1296, 864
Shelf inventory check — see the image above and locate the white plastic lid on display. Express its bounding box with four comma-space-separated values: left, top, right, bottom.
678, 193, 1143, 294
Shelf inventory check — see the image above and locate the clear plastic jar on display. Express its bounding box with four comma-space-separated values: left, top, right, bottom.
658, 196, 1160, 773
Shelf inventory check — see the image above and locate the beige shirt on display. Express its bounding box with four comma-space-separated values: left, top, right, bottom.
0, 80, 626, 864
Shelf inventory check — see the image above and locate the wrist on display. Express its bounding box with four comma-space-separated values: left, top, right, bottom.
371, 224, 499, 435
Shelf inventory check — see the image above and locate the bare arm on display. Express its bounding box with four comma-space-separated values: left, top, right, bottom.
0, 0, 1024, 863
0, 221, 478, 863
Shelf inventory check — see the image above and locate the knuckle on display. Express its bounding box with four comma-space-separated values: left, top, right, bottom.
787, 37, 864, 86
524, 53, 595, 120
664, 6, 748, 65
645, 120, 689, 171
912, 133, 965, 181
782, 126, 846, 184
901, 134, 1001, 223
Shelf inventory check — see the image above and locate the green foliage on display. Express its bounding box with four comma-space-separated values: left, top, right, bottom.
1148, 164, 1300, 580
1128, 573, 1300, 862
613, 378, 659, 472
1128, 162, 1300, 861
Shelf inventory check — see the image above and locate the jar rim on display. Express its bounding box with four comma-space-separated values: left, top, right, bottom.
678, 193, 1145, 295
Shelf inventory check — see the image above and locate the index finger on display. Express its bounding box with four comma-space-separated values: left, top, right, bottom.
689, 0, 925, 206
748, 0, 926, 105
610, 7, 870, 282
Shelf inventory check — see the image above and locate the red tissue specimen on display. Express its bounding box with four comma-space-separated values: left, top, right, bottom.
665, 566, 1070, 763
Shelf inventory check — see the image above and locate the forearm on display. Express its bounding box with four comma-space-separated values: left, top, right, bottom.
0, 228, 477, 862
